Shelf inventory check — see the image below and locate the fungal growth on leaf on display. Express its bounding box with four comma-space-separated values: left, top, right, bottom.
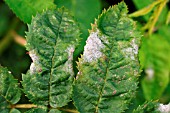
73, 2, 141, 113
158, 103, 170, 113
83, 30, 105, 62
22, 7, 81, 109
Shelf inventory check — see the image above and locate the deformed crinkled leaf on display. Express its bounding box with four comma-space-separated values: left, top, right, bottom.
22, 8, 81, 108
4, 0, 56, 23
73, 2, 141, 113
0, 66, 21, 112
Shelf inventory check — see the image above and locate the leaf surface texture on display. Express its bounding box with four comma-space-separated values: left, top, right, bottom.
22, 8, 80, 108
73, 2, 141, 113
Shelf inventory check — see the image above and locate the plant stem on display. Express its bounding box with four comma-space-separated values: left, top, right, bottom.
12, 30, 26, 46
9, 104, 79, 113
10, 104, 37, 109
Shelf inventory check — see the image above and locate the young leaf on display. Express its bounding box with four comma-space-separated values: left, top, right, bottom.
54, 0, 101, 56
22, 8, 81, 108
4, 0, 56, 23
0, 66, 21, 112
73, 2, 141, 113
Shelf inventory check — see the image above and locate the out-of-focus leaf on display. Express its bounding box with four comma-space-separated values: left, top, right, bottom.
4, 0, 56, 23
55, 0, 101, 56
129, 0, 161, 18
0, 42, 30, 80
132, 0, 154, 20
0, 3, 13, 37
49, 109, 61, 113
132, 0, 168, 24
0, 66, 21, 112
10, 109, 21, 113
139, 32, 170, 100
158, 25, 170, 44
166, 11, 170, 25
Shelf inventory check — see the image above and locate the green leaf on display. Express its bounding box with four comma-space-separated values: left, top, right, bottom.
26, 108, 61, 113
133, 101, 159, 113
54, 0, 101, 56
22, 8, 81, 108
0, 66, 21, 112
49, 109, 61, 113
73, 2, 141, 113
4, 0, 56, 23
139, 33, 170, 100
10, 109, 21, 113
25, 108, 47, 113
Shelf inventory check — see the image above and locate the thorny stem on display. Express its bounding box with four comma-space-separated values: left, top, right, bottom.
9, 104, 79, 113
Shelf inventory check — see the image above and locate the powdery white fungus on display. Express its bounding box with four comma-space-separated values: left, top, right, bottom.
131, 39, 138, 55
83, 31, 105, 62
29, 50, 39, 62
158, 103, 170, 113
29, 50, 41, 74
122, 38, 138, 60
64, 46, 75, 75
145, 68, 154, 80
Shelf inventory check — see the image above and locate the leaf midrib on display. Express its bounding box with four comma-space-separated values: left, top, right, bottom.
95, 10, 122, 113
48, 9, 64, 107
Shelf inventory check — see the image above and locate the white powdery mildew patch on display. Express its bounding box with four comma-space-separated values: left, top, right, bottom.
122, 38, 138, 60
29, 50, 41, 74
64, 46, 75, 75
145, 68, 154, 80
83, 30, 105, 62
158, 103, 170, 113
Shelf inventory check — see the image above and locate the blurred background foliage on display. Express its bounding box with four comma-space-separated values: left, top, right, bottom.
0, 0, 170, 112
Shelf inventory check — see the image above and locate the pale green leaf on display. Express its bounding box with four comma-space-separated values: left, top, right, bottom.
73, 2, 141, 113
